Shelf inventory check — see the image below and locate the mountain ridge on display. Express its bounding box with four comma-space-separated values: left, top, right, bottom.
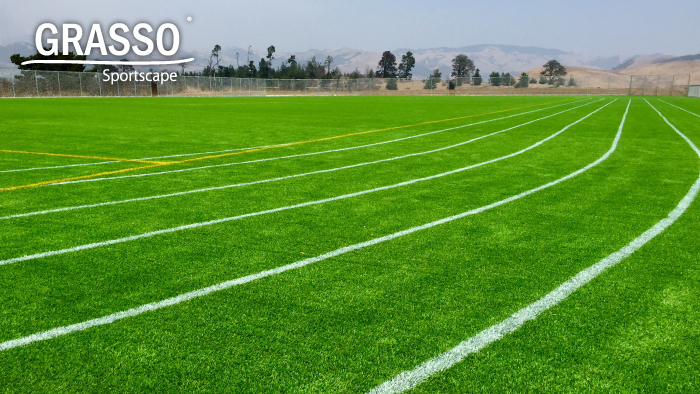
1, 42, 695, 79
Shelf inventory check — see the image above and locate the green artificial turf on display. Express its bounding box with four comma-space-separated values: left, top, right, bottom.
0, 95, 698, 393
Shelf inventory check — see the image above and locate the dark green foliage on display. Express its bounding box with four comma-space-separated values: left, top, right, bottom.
10, 50, 86, 71
489, 71, 501, 86
473, 69, 482, 86
515, 73, 529, 88
541, 59, 568, 77
451, 54, 476, 78
423, 69, 442, 89
385, 78, 398, 90
377, 51, 398, 78
398, 51, 416, 80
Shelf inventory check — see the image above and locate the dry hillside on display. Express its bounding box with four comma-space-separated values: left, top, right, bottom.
526, 60, 700, 84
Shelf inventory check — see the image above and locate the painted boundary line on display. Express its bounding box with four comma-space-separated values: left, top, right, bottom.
0, 149, 166, 165
1, 99, 602, 220
367, 99, 700, 394
50, 99, 593, 186
0, 100, 614, 266
657, 99, 700, 118
0, 100, 623, 352
2, 100, 572, 192
0, 146, 272, 174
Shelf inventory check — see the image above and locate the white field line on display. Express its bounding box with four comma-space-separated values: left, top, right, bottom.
0, 101, 585, 174
136, 145, 272, 160
0, 100, 615, 267
49, 99, 594, 186
368, 99, 700, 394
0, 100, 625, 353
657, 99, 700, 118
1, 99, 602, 221
0, 146, 272, 174
0, 160, 119, 174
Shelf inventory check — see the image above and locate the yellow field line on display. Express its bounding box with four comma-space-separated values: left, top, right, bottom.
1, 99, 573, 193
0, 163, 170, 192
177, 100, 570, 164
0, 149, 167, 165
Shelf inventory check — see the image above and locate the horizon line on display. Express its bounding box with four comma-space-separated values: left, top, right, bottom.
20, 58, 195, 66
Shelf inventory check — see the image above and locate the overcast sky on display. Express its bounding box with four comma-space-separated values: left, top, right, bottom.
1, 0, 698, 57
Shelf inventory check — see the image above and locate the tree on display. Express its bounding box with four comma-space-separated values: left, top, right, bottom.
515, 73, 529, 88
118, 59, 134, 73
567, 77, 577, 87
287, 55, 296, 66
210, 45, 222, 76
398, 51, 415, 79
424, 69, 442, 90
248, 61, 257, 77
541, 60, 567, 77
386, 78, 398, 90
501, 72, 515, 86
305, 56, 325, 79
324, 56, 334, 76
376, 51, 397, 78
451, 54, 475, 79
258, 58, 269, 78
489, 71, 501, 86
473, 69, 482, 86
266, 45, 276, 63
347, 68, 363, 79
10, 49, 86, 71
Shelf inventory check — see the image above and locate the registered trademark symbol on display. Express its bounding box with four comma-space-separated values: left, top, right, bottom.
187, 16, 192, 22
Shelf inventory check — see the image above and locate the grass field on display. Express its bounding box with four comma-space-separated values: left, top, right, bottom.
0, 95, 698, 393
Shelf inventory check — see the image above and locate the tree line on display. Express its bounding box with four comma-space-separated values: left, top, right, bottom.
9, 45, 570, 87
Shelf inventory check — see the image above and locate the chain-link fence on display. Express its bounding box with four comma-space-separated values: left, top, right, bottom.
0, 69, 693, 98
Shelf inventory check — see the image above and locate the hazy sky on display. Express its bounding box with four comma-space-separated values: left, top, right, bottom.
1, 0, 698, 57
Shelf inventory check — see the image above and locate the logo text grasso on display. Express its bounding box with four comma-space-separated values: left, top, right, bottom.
35, 23, 180, 57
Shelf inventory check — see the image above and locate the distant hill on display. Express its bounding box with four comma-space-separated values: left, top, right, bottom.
196, 44, 623, 79
526, 61, 700, 84
2, 41, 699, 81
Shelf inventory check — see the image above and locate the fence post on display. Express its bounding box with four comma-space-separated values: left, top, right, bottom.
35, 71, 39, 97
116, 78, 120, 97
628, 76, 633, 96
98, 74, 102, 97
654, 75, 660, 96
11, 74, 16, 97
56, 71, 61, 97
79, 73, 83, 96
134, 79, 137, 96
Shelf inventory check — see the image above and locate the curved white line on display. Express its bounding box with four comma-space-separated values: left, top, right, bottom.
1, 99, 602, 220
49, 99, 595, 186
0, 101, 622, 352
0, 100, 614, 265
658, 99, 700, 118
0, 100, 585, 175
20, 59, 194, 66
368, 99, 700, 394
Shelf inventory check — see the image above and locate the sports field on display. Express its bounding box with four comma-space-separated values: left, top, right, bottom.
0, 95, 698, 393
